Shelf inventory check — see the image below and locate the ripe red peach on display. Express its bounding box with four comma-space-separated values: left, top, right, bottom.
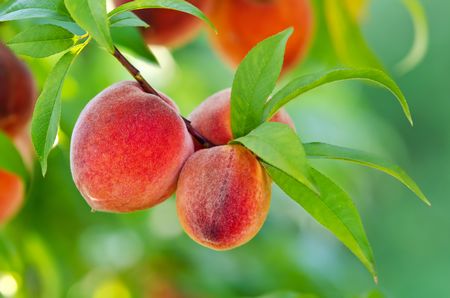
189, 89, 295, 146
0, 170, 25, 225
113, 0, 212, 47
70, 81, 194, 213
176, 145, 271, 250
0, 43, 36, 136
208, 0, 314, 72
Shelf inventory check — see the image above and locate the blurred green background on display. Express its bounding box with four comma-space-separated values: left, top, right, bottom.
1, 0, 449, 297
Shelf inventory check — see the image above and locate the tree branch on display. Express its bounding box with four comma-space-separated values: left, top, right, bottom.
113, 47, 215, 148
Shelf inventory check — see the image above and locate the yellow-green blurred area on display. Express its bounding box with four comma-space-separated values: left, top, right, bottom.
0, 0, 448, 297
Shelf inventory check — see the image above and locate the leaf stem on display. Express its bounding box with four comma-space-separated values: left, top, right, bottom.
112, 47, 215, 148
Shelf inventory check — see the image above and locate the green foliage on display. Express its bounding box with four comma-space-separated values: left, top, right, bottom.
7, 24, 76, 58
263, 68, 413, 125
109, 11, 149, 28
396, 0, 429, 74
111, 26, 158, 64
304, 142, 430, 205
324, 0, 383, 69
0, 0, 71, 22
265, 164, 377, 280
232, 122, 317, 194
230, 28, 292, 138
31, 51, 78, 175
64, 0, 113, 53
0, 132, 29, 184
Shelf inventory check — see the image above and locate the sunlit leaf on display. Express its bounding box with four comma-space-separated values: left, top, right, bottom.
110, 11, 149, 28
396, 0, 429, 74
7, 24, 76, 58
305, 142, 430, 205
324, 0, 383, 69
264, 68, 413, 125
265, 164, 377, 280
31, 51, 77, 175
231, 28, 292, 138
232, 122, 318, 194
65, 0, 114, 53
0, 0, 71, 22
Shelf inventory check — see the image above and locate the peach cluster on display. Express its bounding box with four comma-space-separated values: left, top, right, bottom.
0, 43, 36, 224
70, 84, 295, 250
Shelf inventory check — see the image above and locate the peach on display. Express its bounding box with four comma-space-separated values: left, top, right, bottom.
113, 0, 212, 48
0, 170, 25, 224
70, 81, 194, 213
176, 145, 271, 250
189, 89, 295, 146
0, 43, 36, 136
208, 0, 314, 72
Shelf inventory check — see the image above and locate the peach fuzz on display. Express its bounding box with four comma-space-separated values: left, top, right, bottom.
189, 89, 295, 146
113, 0, 212, 48
176, 145, 271, 250
0, 43, 36, 136
70, 81, 194, 213
208, 0, 314, 72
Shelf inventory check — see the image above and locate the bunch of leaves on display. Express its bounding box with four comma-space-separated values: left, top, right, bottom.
226, 28, 430, 281
0, 0, 430, 282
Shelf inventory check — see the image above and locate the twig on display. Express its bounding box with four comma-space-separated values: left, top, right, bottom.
112, 47, 215, 148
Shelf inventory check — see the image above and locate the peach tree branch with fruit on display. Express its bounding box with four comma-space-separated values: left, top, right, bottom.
0, 0, 430, 283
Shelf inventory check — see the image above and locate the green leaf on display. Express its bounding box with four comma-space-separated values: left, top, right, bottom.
324, 0, 383, 69
0, 132, 29, 184
265, 164, 376, 280
65, 0, 114, 53
108, 0, 216, 31
304, 142, 430, 206
111, 26, 158, 64
231, 28, 293, 138
396, 0, 429, 74
232, 122, 318, 194
7, 24, 76, 58
0, 0, 71, 22
31, 51, 77, 175
34, 19, 86, 35
110, 11, 149, 28
264, 68, 413, 125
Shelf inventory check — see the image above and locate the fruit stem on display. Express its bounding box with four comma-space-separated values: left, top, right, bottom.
112, 47, 215, 148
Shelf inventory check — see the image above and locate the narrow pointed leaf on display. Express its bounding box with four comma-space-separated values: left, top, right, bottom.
231, 28, 293, 138
0, 132, 29, 184
264, 68, 413, 125
0, 0, 71, 22
304, 142, 430, 206
65, 0, 114, 53
265, 163, 376, 279
324, 0, 383, 69
7, 24, 76, 58
110, 11, 149, 28
232, 122, 318, 194
396, 0, 429, 74
108, 0, 215, 31
31, 51, 77, 175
